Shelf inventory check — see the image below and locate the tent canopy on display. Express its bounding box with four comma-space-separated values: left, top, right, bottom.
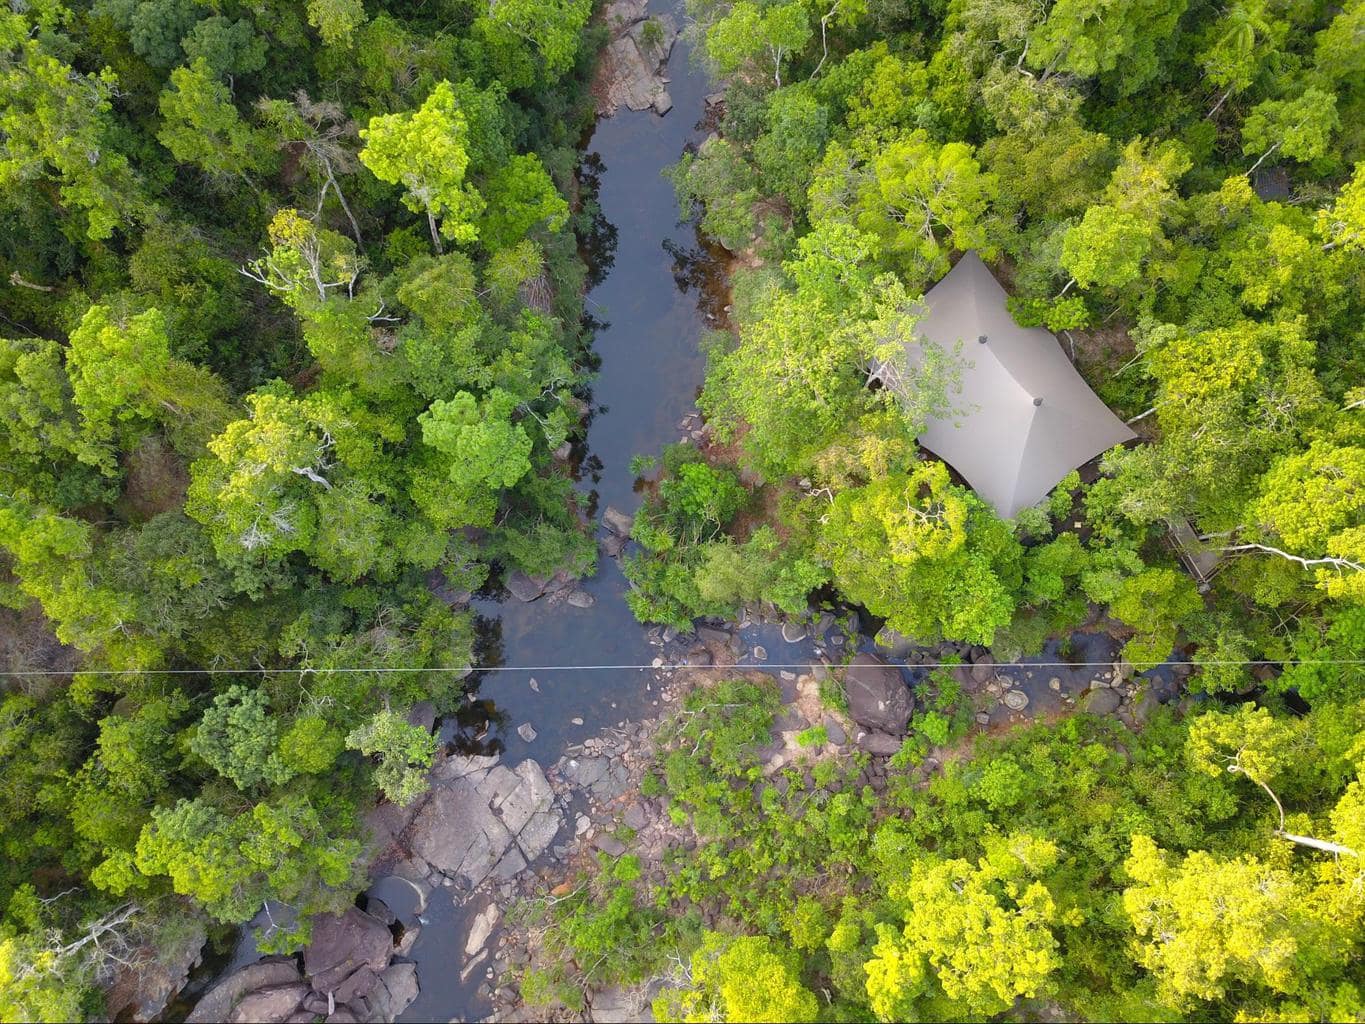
908, 252, 1136, 518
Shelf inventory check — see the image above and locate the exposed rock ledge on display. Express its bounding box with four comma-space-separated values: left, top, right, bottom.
593, 0, 678, 116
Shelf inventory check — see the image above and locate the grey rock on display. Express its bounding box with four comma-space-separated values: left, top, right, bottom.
594, 834, 628, 856
517, 722, 538, 742
362, 896, 396, 926
563, 755, 609, 789
505, 571, 549, 602
431, 751, 498, 782
373, 962, 419, 1021
325, 1008, 359, 1024
781, 622, 806, 643
567, 589, 596, 608
843, 654, 913, 736
874, 626, 915, 659
601, 532, 627, 557
517, 810, 562, 861
697, 626, 731, 645
476, 764, 522, 804
856, 731, 903, 756
753, 645, 768, 661
409, 779, 514, 887
681, 646, 712, 666
603, 506, 634, 537
303, 909, 393, 993
591, 762, 631, 803
494, 847, 527, 879
188, 960, 302, 1023
494, 760, 554, 835
970, 655, 996, 683
590, 985, 649, 1023
228, 983, 310, 1024
822, 716, 847, 746
1083, 687, 1123, 715
622, 803, 648, 830
333, 965, 379, 1005
1002, 689, 1029, 712
303, 992, 330, 1015
465, 903, 501, 957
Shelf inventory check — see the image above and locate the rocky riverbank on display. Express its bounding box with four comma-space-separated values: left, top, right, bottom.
591, 0, 679, 116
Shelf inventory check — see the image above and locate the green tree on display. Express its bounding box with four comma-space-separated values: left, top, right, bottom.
1242, 89, 1340, 172
190, 685, 292, 792
706, 1, 813, 88
655, 931, 820, 1022
1109, 568, 1202, 667
413, 388, 533, 527
345, 709, 437, 806
0, 17, 140, 239
819, 463, 1024, 645
865, 836, 1062, 1018
359, 81, 486, 252
1123, 835, 1352, 1007
477, 154, 569, 250
157, 59, 275, 180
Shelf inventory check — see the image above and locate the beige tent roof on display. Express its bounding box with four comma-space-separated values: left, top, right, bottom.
911, 252, 1136, 518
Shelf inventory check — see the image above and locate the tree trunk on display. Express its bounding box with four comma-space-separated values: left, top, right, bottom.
427, 211, 444, 255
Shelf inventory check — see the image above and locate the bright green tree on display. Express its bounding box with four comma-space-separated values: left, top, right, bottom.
359, 81, 485, 252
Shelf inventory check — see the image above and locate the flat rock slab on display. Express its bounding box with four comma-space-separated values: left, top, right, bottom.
563, 755, 609, 789
518, 810, 562, 861
410, 758, 563, 887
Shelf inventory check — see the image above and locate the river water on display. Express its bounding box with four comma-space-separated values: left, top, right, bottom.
398, 7, 726, 1019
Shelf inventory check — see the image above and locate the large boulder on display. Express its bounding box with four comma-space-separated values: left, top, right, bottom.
370, 962, 420, 1022
856, 730, 903, 756
227, 982, 310, 1023
303, 908, 394, 994
602, 506, 634, 537
505, 571, 549, 602
1082, 687, 1122, 715
843, 655, 913, 736
187, 958, 301, 1023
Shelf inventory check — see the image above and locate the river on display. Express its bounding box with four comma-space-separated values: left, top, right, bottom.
399, 6, 726, 1019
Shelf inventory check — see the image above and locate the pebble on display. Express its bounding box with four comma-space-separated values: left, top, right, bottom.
753, 645, 767, 661
1003, 689, 1030, 712
571, 717, 584, 725
1048, 677, 1062, 691
529, 677, 540, 692
517, 722, 537, 742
